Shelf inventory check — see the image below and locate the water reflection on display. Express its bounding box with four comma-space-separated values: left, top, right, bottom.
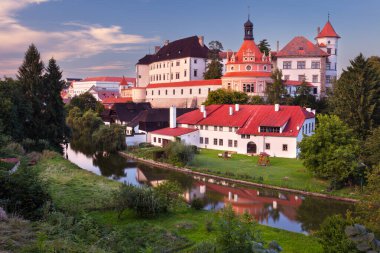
64, 142, 353, 234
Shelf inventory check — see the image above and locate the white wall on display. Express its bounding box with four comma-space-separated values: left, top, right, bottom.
126, 134, 147, 146
72, 81, 120, 96
136, 64, 150, 87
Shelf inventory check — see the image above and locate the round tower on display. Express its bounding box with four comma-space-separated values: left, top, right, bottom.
244, 18, 254, 40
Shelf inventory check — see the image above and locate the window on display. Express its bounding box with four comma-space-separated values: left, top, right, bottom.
165, 89, 168, 95
282, 144, 288, 151
205, 138, 209, 144
173, 89, 175, 95
234, 127, 238, 132
163, 75, 165, 80
327, 48, 332, 54
199, 88, 201, 94
176, 61, 180, 66
311, 61, 320, 69
234, 140, 238, 147
205, 126, 208, 130
326, 62, 331, 70
241, 134, 250, 139
184, 59, 187, 64
284, 75, 290, 80
228, 140, 233, 147
230, 66, 234, 71
219, 126, 223, 131
184, 70, 187, 77
200, 125, 203, 130
200, 137, 203, 144
158, 138, 162, 143
158, 90, 161, 95
312, 75, 318, 83
194, 69, 198, 77
283, 61, 291, 69
219, 139, 223, 146
153, 137, 156, 142
297, 61, 306, 69
326, 75, 331, 83
151, 90, 154, 95
213, 138, 218, 145
176, 72, 180, 79
194, 59, 197, 64
214, 126, 217, 131
170, 73, 173, 80
265, 143, 270, 150
243, 83, 254, 93
181, 89, 183, 95
189, 89, 192, 95
263, 65, 267, 71
246, 65, 252, 71
260, 126, 280, 133
227, 83, 231, 90
229, 127, 232, 132
298, 75, 306, 81
313, 87, 318, 95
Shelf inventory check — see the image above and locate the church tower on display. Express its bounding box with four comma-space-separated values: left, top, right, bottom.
316, 18, 340, 89
244, 18, 254, 40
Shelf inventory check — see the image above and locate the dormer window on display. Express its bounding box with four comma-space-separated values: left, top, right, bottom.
260, 126, 280, 133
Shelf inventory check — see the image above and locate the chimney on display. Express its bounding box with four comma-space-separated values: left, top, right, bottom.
235, 104, 240, 112
311, 109, 316, 115
164, 40, 169, 46
198, 36, 204, 47
229, 106, 233, 116
297, 126, 300, 131
154, 46, 161, 53
203, 110, 207, 118
317, 27, 321, 35
200, 105, 205, 113
274, 104, 280, 112
169, 106, 176, 128
306, 108, 312, 112
276, 41, 279, 52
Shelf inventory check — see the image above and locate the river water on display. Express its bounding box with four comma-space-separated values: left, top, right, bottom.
64, 143, 353, 234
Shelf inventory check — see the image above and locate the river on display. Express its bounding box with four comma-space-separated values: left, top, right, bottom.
64, 143, 353, 234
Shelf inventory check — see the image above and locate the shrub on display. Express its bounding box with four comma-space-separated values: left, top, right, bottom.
92, 124, 126, 153
164, 141, 195, 166
139, 142, 153, 148
42, 150, 58, 159
205, 219, 214, 232
26, 152, 42, 163
189, 241, 217, 253
191, 198, 205, 210
2, 142, 25, 155
155, 181, 184, 211
152, 150, 165, 161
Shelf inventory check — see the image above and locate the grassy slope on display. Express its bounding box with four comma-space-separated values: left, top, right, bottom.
32, 154, 323, 252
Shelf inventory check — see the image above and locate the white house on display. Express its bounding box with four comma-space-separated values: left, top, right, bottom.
150, 104, 315, 158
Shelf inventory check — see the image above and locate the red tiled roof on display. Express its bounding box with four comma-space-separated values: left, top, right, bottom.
82, 76, 135, 83
151, 127, 198, 137
219, 51, 237, 59
316, 21, 340, 39
120, 76, 136, 85
101, 97, 132, 104
284, 80, 315, 87
233, 40, 263, 63
177, 105, 315, 137
146, 79, 222, 89
277, 36, 329, 57
223, 71, 271, 78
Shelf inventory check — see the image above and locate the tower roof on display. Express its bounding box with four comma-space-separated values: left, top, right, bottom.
277, 36, 329, 57
244, 18, 253, 27
316, 20, 340, 39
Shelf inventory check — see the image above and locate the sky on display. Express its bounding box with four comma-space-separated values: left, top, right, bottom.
0, 0, 379, 79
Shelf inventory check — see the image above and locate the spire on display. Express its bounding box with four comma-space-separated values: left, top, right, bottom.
244, 17, 254, 41
316, 18, 340, 39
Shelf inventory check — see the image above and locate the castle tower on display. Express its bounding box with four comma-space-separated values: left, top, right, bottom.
316, 19, 340, 89
244, 18, 254, 40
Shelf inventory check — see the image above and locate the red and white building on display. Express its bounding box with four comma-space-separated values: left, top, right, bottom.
150, 104, 315, 158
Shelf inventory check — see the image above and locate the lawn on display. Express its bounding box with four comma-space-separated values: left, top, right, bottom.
31, 153, 323, 252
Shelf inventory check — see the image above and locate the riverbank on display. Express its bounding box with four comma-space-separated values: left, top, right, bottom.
31, 153, 322, 252
120, 148, 359, 203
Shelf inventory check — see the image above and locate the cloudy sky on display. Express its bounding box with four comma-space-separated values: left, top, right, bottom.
0, 0, 379, 79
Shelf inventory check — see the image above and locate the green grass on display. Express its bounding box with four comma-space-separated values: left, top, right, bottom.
90, 208, 323, 253
32, 154, 120, 212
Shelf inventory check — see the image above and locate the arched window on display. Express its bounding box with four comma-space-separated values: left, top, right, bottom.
263, 65, 267, 71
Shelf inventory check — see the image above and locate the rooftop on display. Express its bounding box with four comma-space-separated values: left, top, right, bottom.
277, 36, 329, 58
146, 79, 222, 89
151, 127, 198, 137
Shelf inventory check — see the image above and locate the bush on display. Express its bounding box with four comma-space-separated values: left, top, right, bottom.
191, 198, 205, 210
139, 142, 153, 148
26, 152, 42, 163
152, 150, 165, 161
316, 214, 359, 253
0, 167, 51, 220
189, 241, 217, 253
92, 124, 126, 153
155, 181, 184, 211
164, 141, 195, 166
2, 142, 25, 155
42, 150, 58, 159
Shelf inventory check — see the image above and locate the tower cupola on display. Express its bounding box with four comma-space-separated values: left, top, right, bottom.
244, 18, 253, 40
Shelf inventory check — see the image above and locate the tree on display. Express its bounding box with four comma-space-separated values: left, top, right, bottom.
265, 69, 287, 104
361, 127, 380, 168
258, 39, 271, 55
66, 92, 104, 114
356, 167, 380, 234
66, 108, 103, 140
43, 58, 68, 146
249, 95, 265, 105
292, 81, 318, 108
92, 124, 126, 153
299, 114, 360, 189
330, 54, 380, 140
204, 40, 224, 79
204, 89, 249, 105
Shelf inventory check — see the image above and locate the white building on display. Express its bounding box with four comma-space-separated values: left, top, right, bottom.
69, 76, 121, 97
136, 36, 209, 87
150, 104, 315, 158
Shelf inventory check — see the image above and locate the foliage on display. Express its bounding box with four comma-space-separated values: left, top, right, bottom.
164, 141, 195, 166
66, 107, 103, 140
249, 95, 265, 105
92, 124, 126, 153
329, 54, 380, 139
291, 81, 318, 108
188, 241, 217, 253
345, 224, 380, 252
356, 167, 380, 234
316, 214, 359, 253
215, 205, 263, 253
258, 39, 271, 55
299, 114, 361, 189
191, 198, 205, 210
204, 59, 223, 80
0, 167, 51, 220
204, 88, 249, 105
362, 127, 380, 168
1, 142, 25, 156
266, 69, 287, 104
154, 180, 184, 211
208, 40, 224, 60
65, 92, 104, 114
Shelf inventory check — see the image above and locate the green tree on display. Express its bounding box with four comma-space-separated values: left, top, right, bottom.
299, 114, 360, 189
292, 81, 318, 108
65, 92, 104, 114
330, 54, 380, 139
258, 39, 271, 55
204, 40, 224, 79
356, 167, 380, 234
266, 69, 287, 104
249, 95, 265, 105
66, 108, 103, 140
362, 127, 380, 168
92, 124, 126, 153
163, 141, 195, 166
204, 89, 249, 105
